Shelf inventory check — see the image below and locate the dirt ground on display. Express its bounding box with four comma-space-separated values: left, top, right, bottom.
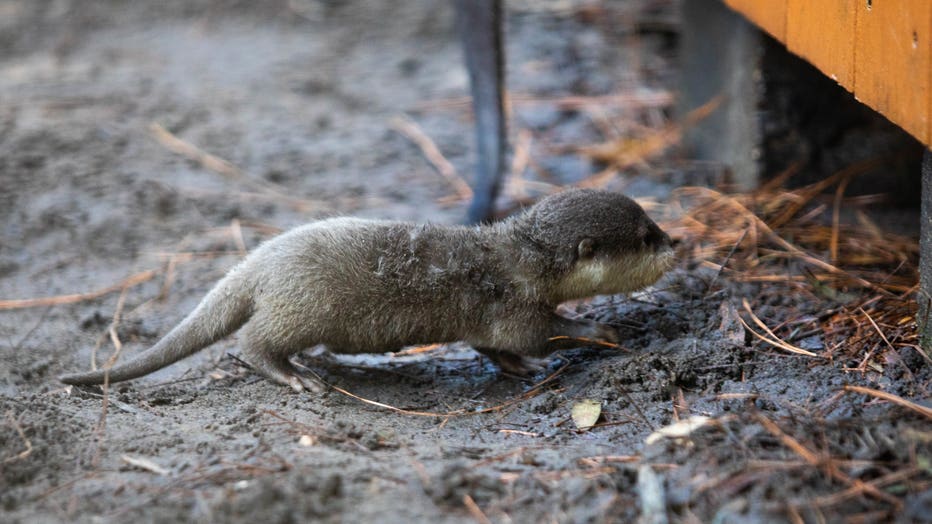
1, 1, 929, 523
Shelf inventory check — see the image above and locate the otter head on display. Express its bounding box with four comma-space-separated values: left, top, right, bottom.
518, 189, 675, 303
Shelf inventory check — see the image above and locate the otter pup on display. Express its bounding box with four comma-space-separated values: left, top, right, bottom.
60, 189, 674, 391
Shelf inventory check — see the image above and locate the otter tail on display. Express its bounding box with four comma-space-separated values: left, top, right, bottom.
60, 272, 254, 386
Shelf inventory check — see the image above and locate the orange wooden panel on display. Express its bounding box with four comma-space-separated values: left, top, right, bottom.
786, 0, 857, 90
854, 0, 932, 145
723, 0, 787, 41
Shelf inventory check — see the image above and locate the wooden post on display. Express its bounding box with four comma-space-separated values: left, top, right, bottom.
921, 149, 932, 350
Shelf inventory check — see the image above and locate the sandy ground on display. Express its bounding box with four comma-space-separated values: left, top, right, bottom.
1, 1, 929, 522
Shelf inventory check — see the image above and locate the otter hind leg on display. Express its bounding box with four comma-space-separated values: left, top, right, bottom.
240, 324, 325, 393
241, 348, 326, 393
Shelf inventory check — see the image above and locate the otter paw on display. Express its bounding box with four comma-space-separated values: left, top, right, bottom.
249, 356, 326, 393
593, 322, 620, 345
477, 348, 546, 377
287, 373, 326, 394
498, 355, 547, 377
576, 320, 620, 345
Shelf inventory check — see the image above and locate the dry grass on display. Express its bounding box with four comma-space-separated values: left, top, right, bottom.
658, 169, 923, 369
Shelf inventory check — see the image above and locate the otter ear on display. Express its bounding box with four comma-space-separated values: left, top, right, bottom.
577, 238, 595, 259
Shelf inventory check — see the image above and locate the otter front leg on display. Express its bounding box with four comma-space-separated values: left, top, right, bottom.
540, 314, 620, 354
475, 348, 546, 377
478, 313, 618, 361
550, 315, 619, 346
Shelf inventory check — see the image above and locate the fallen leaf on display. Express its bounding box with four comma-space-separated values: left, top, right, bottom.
571, 399, 602, 430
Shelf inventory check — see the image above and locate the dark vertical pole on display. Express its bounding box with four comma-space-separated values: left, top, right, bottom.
920, 149, 932, 350
454, 0, 506, 224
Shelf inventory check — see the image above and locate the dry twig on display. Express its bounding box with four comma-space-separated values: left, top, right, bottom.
755, 414, 903, 508
413, 90, 674, 113
2, 411, 33, 464
841, 385, 932, 420
462, 494, 493, 524
0, 269, 158, 310
295, 361, 570, 418
149, 123, 319, 211
547, 335, 624, 349
739, 299, 818, 358
390, 115, 473, 201
576, 95, 722, 186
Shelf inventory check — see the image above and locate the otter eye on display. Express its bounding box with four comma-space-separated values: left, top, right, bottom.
577, 238, 595, 259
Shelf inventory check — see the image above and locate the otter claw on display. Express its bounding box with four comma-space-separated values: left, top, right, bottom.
287, 374, 325, 393
286, 370, 324, 393
288, 376, 306, 393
